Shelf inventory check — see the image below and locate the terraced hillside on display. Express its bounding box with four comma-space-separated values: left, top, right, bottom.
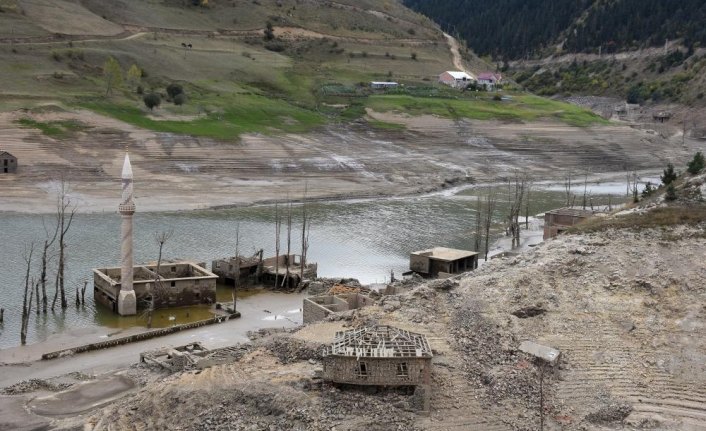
1, 0, 701, 212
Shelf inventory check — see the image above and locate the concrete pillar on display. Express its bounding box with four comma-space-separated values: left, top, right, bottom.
117, 152, 137, 316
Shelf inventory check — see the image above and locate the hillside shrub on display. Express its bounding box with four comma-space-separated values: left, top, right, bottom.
665, 184, 677, 201
166, 83, 183, 100
173, 93, 186, 106
264, 21, 275, 41
641, 181, 655, 198
661, 163, 677, 185
264, 41, 285, 52
143, 93, 161, 111
687, 151, 704, 174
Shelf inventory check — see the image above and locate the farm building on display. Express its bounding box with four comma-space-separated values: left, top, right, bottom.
409, 247, 478, 278
543, 207, 594, 239
93, 261, 218, 313
438, 71, 474, 88
477, 72, 502, 90
1, 151, 17, 173
370, 81, 399, 89
322, 325, 433, 410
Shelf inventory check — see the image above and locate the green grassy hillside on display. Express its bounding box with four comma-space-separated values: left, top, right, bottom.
0, 0, 607, 137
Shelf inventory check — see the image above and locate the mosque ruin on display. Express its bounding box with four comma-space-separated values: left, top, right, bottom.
93, 261, 218, 312
94, 151, 217, 315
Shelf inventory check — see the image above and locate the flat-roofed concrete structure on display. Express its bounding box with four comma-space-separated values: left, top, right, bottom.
543, 207, 594, 240
410, 247, 478, 278
323, 325, 433, 411
93, 261, 218, 313
303, 293, 374, 323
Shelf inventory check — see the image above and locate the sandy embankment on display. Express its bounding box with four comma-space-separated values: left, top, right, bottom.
0, 107, 696, 214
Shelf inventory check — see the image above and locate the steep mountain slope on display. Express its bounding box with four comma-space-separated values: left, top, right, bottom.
405, 0, 706, 104
403, 0, 706, 59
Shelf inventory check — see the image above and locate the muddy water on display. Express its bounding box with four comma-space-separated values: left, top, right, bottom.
0, 182, 637, 349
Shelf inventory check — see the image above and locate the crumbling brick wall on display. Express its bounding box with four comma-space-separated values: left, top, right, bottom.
323, 356, 431, 386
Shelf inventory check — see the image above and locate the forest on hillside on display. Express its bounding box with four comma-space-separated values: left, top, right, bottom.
403, 0, 706, 59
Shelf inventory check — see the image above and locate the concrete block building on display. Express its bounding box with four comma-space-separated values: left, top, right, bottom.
543, 208, 594, 239
410, 247, 478, 278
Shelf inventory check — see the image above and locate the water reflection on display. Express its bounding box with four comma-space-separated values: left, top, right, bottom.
0, 184, 624, 348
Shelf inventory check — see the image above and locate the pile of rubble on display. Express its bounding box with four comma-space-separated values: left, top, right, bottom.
0, 378, 72, 395
307, 278, 363, 296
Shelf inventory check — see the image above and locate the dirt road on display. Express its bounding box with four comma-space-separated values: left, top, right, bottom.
444, 32, 470, 75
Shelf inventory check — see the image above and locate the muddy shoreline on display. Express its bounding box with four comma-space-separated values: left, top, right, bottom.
0, 169, 658, 215
1, 106, 697, 214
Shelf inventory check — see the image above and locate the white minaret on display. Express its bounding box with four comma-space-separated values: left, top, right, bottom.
117, 150, 137, 316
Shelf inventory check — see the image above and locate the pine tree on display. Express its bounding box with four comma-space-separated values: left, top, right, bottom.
661, 163, 677, 185
687, 151, 704, 175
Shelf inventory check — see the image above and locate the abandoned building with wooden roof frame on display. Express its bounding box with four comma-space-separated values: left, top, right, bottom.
323, 325, 433, 387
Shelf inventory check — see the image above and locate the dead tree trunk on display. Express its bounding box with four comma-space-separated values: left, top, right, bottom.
629, 171, 639, 203
81, 281, 87, 305
483, 188, 497, 261
282, 201, 292, 289
40, 217, 59, 314
233, 224, 240, 312
564, 172, 573, 207
300, 185, 309, 287
35, 281, 40, 315
274, 203, 281, 288
507, 173, 526, 248
148, 230, 173, 329
53, 180, 77, 310
21, 244, 35, 345
524, 178, 533, 229
473, 189, 484, 252
582, 168, 590, 210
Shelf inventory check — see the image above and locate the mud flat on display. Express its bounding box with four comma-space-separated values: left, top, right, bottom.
0, 108, 697, 213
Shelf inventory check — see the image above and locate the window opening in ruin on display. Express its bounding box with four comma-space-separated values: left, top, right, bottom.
356, 362, 368, 377
171, 281, 176, 287
171, 266, 176, 272
397, 362, 409, 377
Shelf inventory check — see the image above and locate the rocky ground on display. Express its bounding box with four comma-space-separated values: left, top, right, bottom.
2, 187, 705, 430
